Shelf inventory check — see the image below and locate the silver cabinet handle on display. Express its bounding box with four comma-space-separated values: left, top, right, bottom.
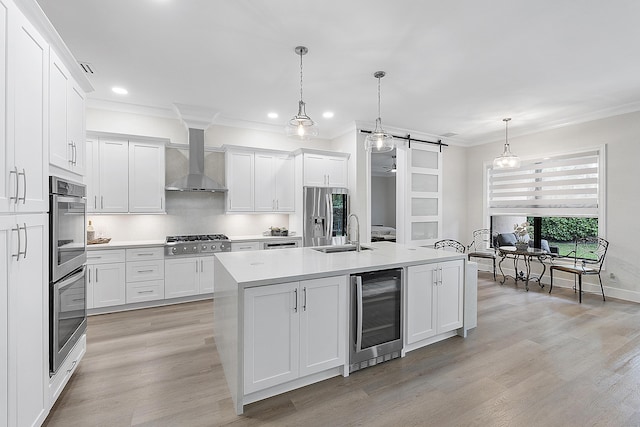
73, 142, 78, 165
68, 142, 74, 164
433, 268, 437, 286
11, 224, 20, 260
101, 196, 104, 209
96, 268, 99, 282
160, 198, 163, 209
355, 276, 364, 352
196, 260, 198, 273
294, 288, 298, 313
138, 290, 154, 294
9, 167, 18, 202
67, 360, 77, 374
136, 253, 154, 257
88, 268, 91, 283
137, 269, 154, 273
21, 223, 27, 259
94, 196, 97, 209
303, 287, 307, 311
18, 169, 26, 204
200, 259, 203, 271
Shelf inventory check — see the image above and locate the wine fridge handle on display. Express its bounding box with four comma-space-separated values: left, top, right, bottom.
355, 275, 364, 352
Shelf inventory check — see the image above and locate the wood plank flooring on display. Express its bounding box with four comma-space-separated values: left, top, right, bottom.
43, 273, 640, 426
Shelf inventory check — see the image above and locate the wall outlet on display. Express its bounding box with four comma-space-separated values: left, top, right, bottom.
609, 272, 616, 279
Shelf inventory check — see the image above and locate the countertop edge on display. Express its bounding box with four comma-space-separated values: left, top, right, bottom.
87, 240, 165, 250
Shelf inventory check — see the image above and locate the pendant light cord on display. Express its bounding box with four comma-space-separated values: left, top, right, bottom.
504, 117, 511, 151
299, 50, 304, 103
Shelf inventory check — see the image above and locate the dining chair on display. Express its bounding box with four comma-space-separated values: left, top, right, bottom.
434, 239, 466, 253
466, 229, 498, 281
549, 237, 609, 303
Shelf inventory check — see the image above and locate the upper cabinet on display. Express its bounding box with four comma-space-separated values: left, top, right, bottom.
49, 49, 86, 176
86, 136, 166, 214
302, 153, 348, 188
226, 148, 294, 213
1, 4, 48, 214
128, 142, 165, 213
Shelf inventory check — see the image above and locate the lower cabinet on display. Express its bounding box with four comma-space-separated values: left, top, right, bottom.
405, 260, 464, 345
1, 215, 48, 427
125, 248, 165, 303
243, 275, 347, 394
164, 256, 214, 298
86, 249, 126, 309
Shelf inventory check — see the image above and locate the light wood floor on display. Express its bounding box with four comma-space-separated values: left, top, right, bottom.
43, 273, 640, 427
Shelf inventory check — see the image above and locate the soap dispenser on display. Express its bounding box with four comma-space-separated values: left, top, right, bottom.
87, 220, 95, 242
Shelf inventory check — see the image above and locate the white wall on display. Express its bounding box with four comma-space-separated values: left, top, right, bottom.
466, 111, 640, 302
442, 144, 468, 244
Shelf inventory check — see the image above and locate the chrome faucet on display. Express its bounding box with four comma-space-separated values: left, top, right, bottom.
347, 213, 361, 252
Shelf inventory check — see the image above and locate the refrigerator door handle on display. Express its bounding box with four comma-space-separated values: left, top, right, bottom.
326, 193, 333, 239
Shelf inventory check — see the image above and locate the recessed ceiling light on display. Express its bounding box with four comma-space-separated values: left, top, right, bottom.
112, 87, 128, 95
267, 112, 278, 119
322, 111, 334, 119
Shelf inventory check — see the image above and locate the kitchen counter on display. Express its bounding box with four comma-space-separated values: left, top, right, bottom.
86, 239, 165, 250
227, 234, 301, 243
214, 241, 464, 288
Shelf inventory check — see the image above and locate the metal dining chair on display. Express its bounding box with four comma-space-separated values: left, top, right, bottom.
549, 237, 609, 303
434, 239, 466, 253
466, 229, 498, 281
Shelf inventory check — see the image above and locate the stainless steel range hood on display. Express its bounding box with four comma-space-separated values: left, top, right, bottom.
165, 128, 227, 192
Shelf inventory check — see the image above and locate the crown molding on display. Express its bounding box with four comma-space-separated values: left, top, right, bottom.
86, 99, 179, 120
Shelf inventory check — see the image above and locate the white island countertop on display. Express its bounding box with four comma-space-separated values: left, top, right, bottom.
214, 241, 465, 288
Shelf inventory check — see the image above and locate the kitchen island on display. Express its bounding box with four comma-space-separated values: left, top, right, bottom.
213, 242, 474, 415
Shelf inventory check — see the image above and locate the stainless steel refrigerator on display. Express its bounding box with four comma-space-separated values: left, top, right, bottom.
303, 187, 349, 247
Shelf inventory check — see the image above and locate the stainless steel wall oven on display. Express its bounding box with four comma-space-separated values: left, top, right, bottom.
49, 176, 87, 375
350, 268, 403, 372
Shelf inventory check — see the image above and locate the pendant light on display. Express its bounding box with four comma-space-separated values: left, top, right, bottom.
364, 71, 394, 153
493, 118, 521, 169
285, 46, 318, 139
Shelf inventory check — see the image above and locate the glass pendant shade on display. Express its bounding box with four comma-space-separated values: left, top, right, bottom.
286, 46, 318, 140
492, 118, 521, 169
285, 100, 318, 139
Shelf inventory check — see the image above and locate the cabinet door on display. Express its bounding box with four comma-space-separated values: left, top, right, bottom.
327, 156, 347, 187
98, 140, 129, 212
49, 51, 70, 170
406, 264, 437, 344
274, 156, 295, 212
227, 151, 254, 212
244, 282, 299, 394
437, 260, 464, 333
92, 263, 126, 308
253, 153, 275, 211
0, 1, 8, 214
7, 215, 47, 427
9, 11, 48, 213
129, 142, 165, 213
164, 257, 198, 298
198, 256, 215, 294
299, 276, 347, 377
303, 154, 327, 187
67, 83, 86, 175
85, 139, 99, 213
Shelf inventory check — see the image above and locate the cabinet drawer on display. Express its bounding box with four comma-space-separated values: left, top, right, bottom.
126, 259, 164, 282
126, 247, 164, 261
126, 280, 165, 303
231, 242, 261, 251
50, 333, 86, 405
87, 249, 126, 264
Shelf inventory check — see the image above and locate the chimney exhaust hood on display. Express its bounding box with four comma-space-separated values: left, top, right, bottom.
166, 104, 227, 192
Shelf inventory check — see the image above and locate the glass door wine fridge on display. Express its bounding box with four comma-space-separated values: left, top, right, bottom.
349, 268, 402, 372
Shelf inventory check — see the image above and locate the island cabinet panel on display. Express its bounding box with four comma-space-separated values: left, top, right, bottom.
243, 282, 300, 394
299, 276, 347, 377
243, 276, 348, 394
406, 260, 464, 346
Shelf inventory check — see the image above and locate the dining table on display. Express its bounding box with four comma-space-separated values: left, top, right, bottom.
497, 246, 553, 291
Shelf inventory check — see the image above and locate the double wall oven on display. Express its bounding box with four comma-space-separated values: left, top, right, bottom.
49, 176, 87, 375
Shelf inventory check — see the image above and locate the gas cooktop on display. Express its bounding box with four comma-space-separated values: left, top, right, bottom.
165, 234, 230, 257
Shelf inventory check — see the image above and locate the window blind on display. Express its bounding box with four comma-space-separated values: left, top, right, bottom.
488, 149, 600, 216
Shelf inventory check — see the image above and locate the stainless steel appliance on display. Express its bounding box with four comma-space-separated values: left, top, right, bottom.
350, 268, 403, 373
262, 240, 300, 250
165, 234, 231, 257
303, 186, 348, 247
49, 176, 87, 375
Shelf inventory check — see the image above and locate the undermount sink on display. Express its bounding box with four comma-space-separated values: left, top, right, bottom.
312, 244, 372, 253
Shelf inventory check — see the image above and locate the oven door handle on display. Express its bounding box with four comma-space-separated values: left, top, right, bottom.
56, 266, 86, 291
355, 275, 364, 353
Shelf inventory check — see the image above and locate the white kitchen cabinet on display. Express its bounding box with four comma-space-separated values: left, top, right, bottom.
86, 139, 129, 213
164, 256, 214, 298
87, 249, 126, 309
226, 150, 254, 212
49, 49, 86, 176
254, 153, 294, 212
303, 153, 348, 187
406, 260, 464, 346
243, 276, 347, 394
1, 5, 48, 214
128, 141, 165, 213
1, 214, 48, 427
231, 241, 260, 252
125, 247, 165, 303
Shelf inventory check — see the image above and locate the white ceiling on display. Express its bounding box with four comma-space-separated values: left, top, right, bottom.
36, 0, 640, 145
